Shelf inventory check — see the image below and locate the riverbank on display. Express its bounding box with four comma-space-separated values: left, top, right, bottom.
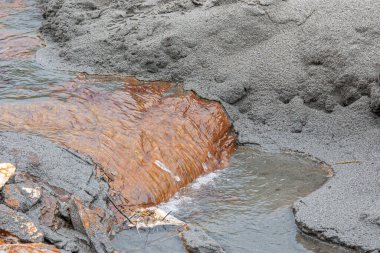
0, 1, 232, 251
35, 0, 380, 251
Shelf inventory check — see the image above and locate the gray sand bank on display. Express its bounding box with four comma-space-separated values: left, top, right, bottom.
35, 0, 380, 251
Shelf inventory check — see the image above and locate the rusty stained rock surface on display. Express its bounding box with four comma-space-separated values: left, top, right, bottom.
0, 204, 44, 243
0, 229, 59, 253
0, 76, 236, 207
70, 197, 114, 253
0, 243, 60, 253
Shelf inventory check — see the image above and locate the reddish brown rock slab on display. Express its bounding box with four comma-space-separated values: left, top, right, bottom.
0, 243, 60, 253
0, 78, 236, 207
0, 204, 44, 243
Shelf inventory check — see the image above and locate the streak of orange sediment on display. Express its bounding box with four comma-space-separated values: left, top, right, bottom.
0, 31, 43, 60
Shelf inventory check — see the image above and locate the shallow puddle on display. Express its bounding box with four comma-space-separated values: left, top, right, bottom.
160, 147, 352, 253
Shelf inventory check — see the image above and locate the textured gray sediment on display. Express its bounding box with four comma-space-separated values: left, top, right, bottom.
35, 0, 380, 251
0, 132, 114, 252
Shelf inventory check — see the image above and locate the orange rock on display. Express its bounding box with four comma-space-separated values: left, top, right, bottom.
0, 77, 236, 207
0, 243, 60, 253
0, 205, 44, 243
0, 225, 58, 252
3, 186, 21, 210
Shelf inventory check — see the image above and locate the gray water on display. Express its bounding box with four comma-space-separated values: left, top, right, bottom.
0, 0, 74, 102
112, 225, 187, 253
161, 147, 352, 253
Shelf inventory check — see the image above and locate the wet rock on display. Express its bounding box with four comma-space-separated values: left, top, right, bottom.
0, 163, 15, 189
0, 204, 44, 243
182, 226, 225, 253
2, 180, 42, 212
70, 197, 114, 253
0, 133, 117, 251
43, 226, 92, 252
39, 193, 64, 231
370, 84, 380, 116
0, 243, 60, 252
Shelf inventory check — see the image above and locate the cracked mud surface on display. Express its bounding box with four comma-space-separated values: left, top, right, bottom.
34, 0, 380, 251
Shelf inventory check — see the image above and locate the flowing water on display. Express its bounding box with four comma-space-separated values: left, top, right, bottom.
0, 1, 352, 252
160, 147, 352, 253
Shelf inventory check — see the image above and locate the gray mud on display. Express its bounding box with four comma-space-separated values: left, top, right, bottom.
0, 132, 114, 252
35, 0, 380, 251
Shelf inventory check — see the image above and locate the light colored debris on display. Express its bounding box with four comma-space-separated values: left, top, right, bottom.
0, 163, 16, 189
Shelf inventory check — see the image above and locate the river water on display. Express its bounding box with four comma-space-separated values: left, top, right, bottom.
160, 147, 352, 253
0, 1, 352, 253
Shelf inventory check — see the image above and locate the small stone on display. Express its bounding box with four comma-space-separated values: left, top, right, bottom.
214, 73, 227, 83
0, 163, 16, 189
2, 181, 42, 212
39, 194, 63, 231
182, 225, 226, 253
191, 0, 204, 6
0, 204, 44, 243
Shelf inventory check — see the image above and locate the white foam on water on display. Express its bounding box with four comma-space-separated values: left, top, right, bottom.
191, 171, 219, 190
159, 170, 223, 212
159, 194, 193, 213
